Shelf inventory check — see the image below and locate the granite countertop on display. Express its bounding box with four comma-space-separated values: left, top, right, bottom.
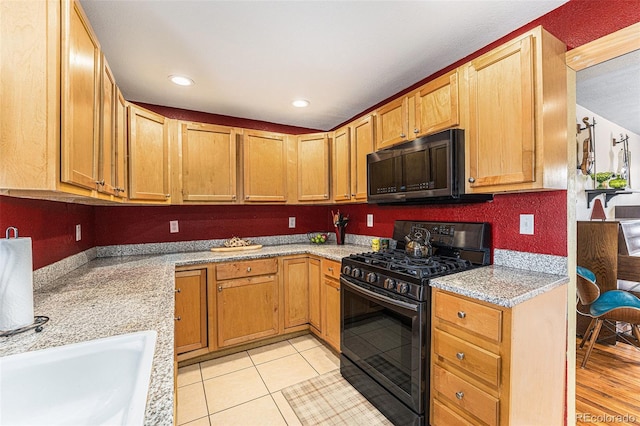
0, 243, 366, 425
430, 264, 569, 308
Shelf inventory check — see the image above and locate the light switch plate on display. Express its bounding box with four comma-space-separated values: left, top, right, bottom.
367, 214, 374, 227
169, 220, 179, 233
75, 224, 81, 241
519, 214, 534, 235
288, 217, 296, 228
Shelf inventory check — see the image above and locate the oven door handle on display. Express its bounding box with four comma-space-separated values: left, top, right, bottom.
341, 277, 420, 312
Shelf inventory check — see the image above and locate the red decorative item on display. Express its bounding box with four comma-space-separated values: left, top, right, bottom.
590, 199, 607, 221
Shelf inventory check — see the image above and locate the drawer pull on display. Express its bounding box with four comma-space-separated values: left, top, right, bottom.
175, 316, 181, 321
456, 352, 465, 361
218, 285, 222, 292
328, 267, 333, 272
457, 311, 466, 319
247, 266, 252, 272
455, 391, 464, 400
175, 288, 181, 293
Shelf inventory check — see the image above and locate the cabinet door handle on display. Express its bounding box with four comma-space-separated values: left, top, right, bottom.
457, 311, 466, 319
165, 194, 171, 198
247, 266, 252, 272
456, 352, 465, 361
175, 288, 181, 293
468, 177, 476, 183
175, 316, 181, 321
328, 267, 333, 272
336, 287, 340, 291
400, 133, 406, 138
455, 391, 464, 400
95, 180, 105, 186
218, 285, 222, 292
413, 128, 419, 134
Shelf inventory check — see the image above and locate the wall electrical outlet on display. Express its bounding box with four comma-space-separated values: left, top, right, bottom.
75, 224, 81, 241
288, 217, 296, 228
519, 214, 534, 235
170, 220, 179, 233
367, 214, 374, 227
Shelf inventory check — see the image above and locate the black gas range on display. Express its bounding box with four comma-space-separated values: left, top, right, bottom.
340, 221, 490, 426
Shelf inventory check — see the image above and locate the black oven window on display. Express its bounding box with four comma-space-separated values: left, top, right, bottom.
342, 290, 413, 394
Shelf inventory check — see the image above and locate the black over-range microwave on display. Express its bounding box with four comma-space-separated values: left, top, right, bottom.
367, 129, 492, 204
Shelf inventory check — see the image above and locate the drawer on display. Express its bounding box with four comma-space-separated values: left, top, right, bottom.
432, 399, 474, 426
434, 291, 502, 342
321, 259, 341, 280
433, 365, 499, 426
434, 329, 501, 387
216, 258, 278, 280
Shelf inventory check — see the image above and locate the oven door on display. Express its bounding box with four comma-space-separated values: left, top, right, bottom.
341, 276, 427, 414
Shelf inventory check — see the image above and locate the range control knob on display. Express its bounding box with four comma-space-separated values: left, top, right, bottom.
366, 272, 377, 283
396, 282, 409, 294
342, 265, 352, 275
383, 278, 396, 290
351, 268, 362, 279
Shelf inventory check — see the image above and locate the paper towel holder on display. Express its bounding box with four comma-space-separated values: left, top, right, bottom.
1, 226, 50, 337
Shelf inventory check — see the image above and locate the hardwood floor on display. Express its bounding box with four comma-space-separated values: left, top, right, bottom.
576, 338, 640, 425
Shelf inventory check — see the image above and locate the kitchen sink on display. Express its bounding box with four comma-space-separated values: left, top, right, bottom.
0, 330, 157, 426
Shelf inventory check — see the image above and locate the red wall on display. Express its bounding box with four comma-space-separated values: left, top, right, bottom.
331, 191, 567, 256
4, 0, 637, 268
0, 196, 95, 269
94, 204, 329, 246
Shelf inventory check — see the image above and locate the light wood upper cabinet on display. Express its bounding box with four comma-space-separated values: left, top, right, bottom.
114, 89, 128, 198
462, 27, 567, 193
180, 122, 237, 202
282, 257, 310, 330
350, 115, 374, 202
332, 126, 351, 202
243, 130, 288, 202
175, 269, 208, 355
60, 0, 101, 191
97, 56, 117, 196
297, 133, 330, 202
414, 70, 459, 137
375, 96, 409, 149
128, 104, 170, 202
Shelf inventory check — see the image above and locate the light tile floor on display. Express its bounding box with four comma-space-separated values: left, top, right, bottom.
176, 334, 341, 425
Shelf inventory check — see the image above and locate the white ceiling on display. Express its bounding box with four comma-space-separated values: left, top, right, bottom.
80, 0, 569, 131
577, 50, 640, 136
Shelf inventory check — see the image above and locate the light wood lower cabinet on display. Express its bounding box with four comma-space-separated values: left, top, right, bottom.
430, 286, 567, 426
320, 259, 342, 352
282, 256, 310, 330
216, 258, 279, 347
308, 257, 322, 331
175, 268, 208, 355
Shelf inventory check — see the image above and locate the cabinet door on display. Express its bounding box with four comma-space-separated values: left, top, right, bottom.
375, 97, 408, 149
297, 133, 330, 202
128, 104, 170, 201
283, 257, 309, 329
181, 122, 237, 202
114, 90, 128, 198
97, 56, 117, 195
414, 70, 459, 137
323, 276, 341, 352
61, 0, 100, 190
175, 269, 208, 354
467, 35, 535, 189
243, 130, 287, 202
351, 115, 374, 202
332, 127, 351, 202
217, 275, 279, 347
308, 258, 321, 331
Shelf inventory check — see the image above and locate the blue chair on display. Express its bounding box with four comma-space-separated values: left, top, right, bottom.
576, 266, 640, 368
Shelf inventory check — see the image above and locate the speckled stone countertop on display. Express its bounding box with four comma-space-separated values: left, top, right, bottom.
430, 265, 569, 308
0, 243, 366, 426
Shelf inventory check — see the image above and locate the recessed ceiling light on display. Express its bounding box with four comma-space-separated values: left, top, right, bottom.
169, 75, 194, 86
292, 99, 310, 108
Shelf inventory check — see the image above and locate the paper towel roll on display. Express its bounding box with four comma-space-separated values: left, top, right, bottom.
0, 236, 34, 331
